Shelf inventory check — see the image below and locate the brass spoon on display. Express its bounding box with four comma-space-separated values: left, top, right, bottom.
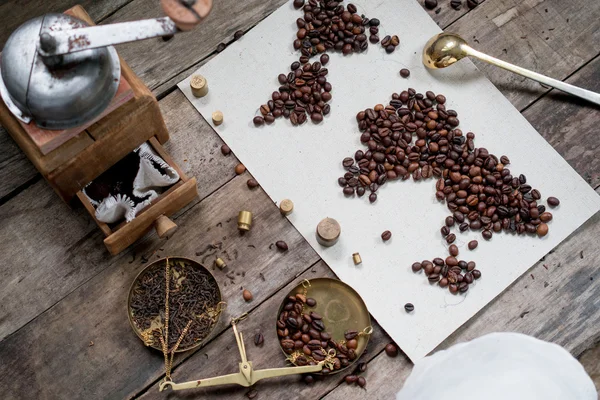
423, 32, 600, 106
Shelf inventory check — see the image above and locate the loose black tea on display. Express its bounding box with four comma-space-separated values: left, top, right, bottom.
129, 258, 222, 351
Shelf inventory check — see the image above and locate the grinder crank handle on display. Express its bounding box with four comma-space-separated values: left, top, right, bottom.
37, 0, 212, 57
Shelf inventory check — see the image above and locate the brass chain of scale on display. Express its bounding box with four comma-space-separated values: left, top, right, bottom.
156, 257, 225, 382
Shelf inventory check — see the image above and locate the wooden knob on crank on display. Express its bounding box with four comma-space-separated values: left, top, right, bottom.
161, 0, 212, 31
155, 215, 178, 238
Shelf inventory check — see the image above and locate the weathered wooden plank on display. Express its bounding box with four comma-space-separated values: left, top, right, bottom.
324, 194, 600, 399
0, 89, 236, 340
447, 0, 600, 110
522, 54, 600, 189
136, 261, 393, 400
0, 174, 320, 399
104, 0, 288, 94
579, 343, 600, 393
0, 127, 38, 200
0, 0, 132, 46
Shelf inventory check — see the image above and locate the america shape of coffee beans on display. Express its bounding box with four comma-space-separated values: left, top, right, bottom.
253, 0, 398, 127
338, 89, 558, 293
278, 293, 360, 374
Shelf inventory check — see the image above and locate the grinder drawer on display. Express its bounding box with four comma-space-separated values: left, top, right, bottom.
77, 137, 198, 255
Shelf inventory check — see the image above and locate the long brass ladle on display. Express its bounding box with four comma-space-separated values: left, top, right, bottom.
423, 32, 600, 106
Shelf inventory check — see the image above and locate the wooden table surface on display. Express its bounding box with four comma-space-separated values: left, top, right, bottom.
1, 0, 599, 398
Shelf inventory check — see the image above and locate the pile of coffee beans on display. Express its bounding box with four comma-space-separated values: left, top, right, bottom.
254, 1, 398, 127
293, 1, 386, 57
338, 89, 557, 240
277, 294, 360, 374
412, 258, 481, 294
253, 55, 332, 126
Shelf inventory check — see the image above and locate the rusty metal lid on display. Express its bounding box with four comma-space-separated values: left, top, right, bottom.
0, 13, 120, 130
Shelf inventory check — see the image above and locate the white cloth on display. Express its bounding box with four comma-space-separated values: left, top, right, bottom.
396, 332, 597, 400
84, 143, 179, 223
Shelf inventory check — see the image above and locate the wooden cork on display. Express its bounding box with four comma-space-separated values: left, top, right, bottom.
279, 199, 294, 216
212, 111, 223, 126
352, 253, 362, 265
190, 75, 209, 97
316, 217, 341, 247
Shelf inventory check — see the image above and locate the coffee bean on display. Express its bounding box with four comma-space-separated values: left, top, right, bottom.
472, 269, 481, 279
536, 223, 549, 237
246, 389, 258, 399
547, 197, 560, 207
216, 43, 226, 52
293, 0, 304, 8
345, 375, 358, 384
400, 68, 410, 78
220, 144, 231, 155
424, 0, 438, 9
445, 216, 455, 227
468, 240, 478, 250
253, 116, 265, 126
404, 303, 414, 312
385, 343, 398, 357
482, 230, 492, 240
369, 193, 377, 203
247, 178, 259, 189
411, 262, 422, 272
254, 332, 264, 346
306, 298, 317, 307
450, 0, 462, 10
369, 18, 380, 26
235, 163, 246, 175
234, 30, 244, 40
467, 0, 479, 9
276, 241, 289, 251
343, 157, 355, 168
357, 377, 367, 388
449, 244, 459, 256
243, 289, 253, 302
381, 230, 392, 241
446, 233, 456, 244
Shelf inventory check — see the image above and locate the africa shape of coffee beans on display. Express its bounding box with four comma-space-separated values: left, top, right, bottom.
254, 1, 396, 127
277, 293, 358, 374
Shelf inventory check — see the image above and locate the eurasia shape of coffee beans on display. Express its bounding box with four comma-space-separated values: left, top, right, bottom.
336, 90, 558, 293
253, 1, 395, 127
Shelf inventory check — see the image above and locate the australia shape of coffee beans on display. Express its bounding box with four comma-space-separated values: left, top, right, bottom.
338, 89, 558, 294
253, 1, 399, 127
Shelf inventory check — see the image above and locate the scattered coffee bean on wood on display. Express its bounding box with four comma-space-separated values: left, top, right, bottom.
450, 0, 462, 10
356, 362, 367, 373
276, 240, 289, 251
404, 303, 414, 312
247, 178, 259, 189
235, 163, 246, 175
385, 343, 398, 357
220, 144, 231, 155
381, 230, 392, 241
303, 374, 314, 384
547, 197, 560, 207
254, 332, 264, 346
424, 0, 438, 9
357, 376, 367, 388
234, 30, 244, 40
243, 289, 253, 302
468, 240, 478, 250
345, 375, 358, 384
216, 43, 226, 52
467, 0, 479, 9
246, 389, 258, 399
400, 68, 410, 78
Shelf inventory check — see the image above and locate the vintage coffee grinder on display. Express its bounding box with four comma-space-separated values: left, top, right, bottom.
0, 0, 211, 255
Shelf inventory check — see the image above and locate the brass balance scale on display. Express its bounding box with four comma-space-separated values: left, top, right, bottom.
128, 258, 372, 393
